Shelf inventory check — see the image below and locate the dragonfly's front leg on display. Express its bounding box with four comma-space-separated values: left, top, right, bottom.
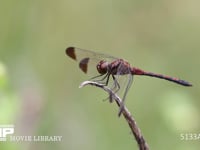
90, 72, 111, 86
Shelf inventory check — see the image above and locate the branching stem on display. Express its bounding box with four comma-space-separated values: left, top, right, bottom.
79, 81, 149, 150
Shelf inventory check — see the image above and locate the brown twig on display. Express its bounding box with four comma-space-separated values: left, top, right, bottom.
79, 81, 149, 150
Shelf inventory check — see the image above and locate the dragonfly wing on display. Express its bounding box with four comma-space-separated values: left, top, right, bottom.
66, 47, 118, 77
107, 62, 133, 102
116, 72, 133, 116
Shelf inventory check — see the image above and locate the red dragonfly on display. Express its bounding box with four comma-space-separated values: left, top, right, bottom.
66, 47, 192, 114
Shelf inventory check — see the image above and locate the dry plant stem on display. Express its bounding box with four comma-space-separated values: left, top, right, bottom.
79, 81, 149, 150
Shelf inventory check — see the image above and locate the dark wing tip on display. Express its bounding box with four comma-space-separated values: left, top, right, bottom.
66, 47, 76, 60
79, 58, 89, 73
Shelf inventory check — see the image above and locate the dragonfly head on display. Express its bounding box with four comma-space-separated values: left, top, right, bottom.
97, 60, 108, 75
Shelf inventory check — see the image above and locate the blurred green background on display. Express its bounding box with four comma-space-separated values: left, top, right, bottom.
0, 0, 200, 149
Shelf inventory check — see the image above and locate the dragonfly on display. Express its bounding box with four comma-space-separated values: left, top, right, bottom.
66, 47, 192, 115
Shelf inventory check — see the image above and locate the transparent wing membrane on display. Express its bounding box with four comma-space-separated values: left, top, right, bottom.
66, 47, 117, 77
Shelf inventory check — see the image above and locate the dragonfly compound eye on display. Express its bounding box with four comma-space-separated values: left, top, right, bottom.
97, 60, 108, 74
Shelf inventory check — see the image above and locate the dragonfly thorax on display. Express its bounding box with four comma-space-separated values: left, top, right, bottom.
97, 59, 131, 75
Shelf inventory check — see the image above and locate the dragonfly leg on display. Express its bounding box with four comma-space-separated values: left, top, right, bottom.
90, 74, 104, 80
112, 75, 120, 92
90, 74, 108, 83
108, 75, 121, 103
90, 72, 111, 86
